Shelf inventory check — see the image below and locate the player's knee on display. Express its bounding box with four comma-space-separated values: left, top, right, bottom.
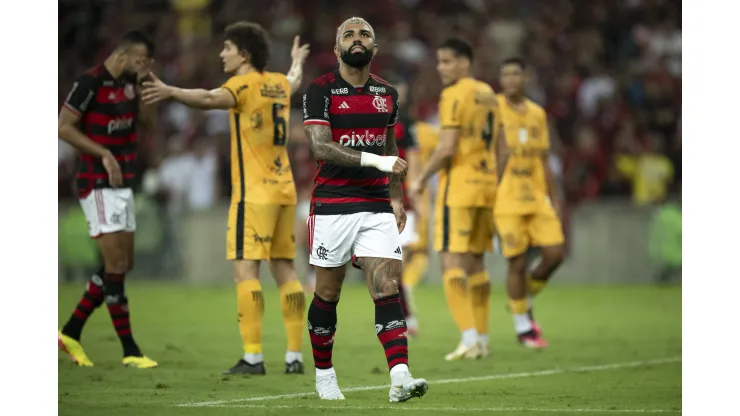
542, 245, 565, 267
315, 284, 341, 302
508, 254, 528, 275
232, 260, 260, 284
104, 256, 129, 274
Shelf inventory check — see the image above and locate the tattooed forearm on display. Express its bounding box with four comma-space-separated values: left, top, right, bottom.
385, 128, 403, 201
305, 124, 363, 166
357, 257, 402, 299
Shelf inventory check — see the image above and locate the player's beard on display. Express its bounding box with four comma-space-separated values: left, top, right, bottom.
340, 45, 374, 69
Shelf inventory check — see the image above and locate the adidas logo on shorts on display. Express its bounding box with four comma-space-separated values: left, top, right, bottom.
394, 247, 402, 255
339, 101, 350, 109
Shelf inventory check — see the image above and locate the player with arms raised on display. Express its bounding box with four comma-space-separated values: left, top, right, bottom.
495, 58, 565, 348
410, 38, 500, 361
57, 31, 158, 369
142, 22, 311, 374
302, 17, 428, 402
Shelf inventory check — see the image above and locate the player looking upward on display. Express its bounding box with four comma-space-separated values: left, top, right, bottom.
58, 31, 158, 369
302, 16, 428, 402
141, 22, 311, 374
410, 38, 499, 361
495, 58, 566, 348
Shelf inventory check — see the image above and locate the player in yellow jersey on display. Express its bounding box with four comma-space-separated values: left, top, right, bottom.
410, 38, 499, 360
401, 120, 438, 336
495, 58, 566, 348
142, 22, 311, 374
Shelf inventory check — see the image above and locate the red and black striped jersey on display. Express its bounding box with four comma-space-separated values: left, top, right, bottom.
303, 71, 399, 215
64, 65, 139, 198
394, 115, 418, 210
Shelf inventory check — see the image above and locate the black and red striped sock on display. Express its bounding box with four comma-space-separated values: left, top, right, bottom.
307, 294, 338, 370
61, 267, 106, 341
374, 294, 409, 371
104, 273, 141, 357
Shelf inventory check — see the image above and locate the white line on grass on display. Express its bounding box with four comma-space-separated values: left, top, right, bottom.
178, 356, 680, 407
207, 404, 679, 413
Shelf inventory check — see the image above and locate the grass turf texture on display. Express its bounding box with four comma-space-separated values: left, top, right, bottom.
58, 283, 681, 415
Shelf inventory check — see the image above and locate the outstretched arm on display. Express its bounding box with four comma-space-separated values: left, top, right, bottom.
141, 73, 236, 110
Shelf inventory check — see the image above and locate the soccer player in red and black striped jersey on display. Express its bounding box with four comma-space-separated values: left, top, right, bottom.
302, 16, 428, 403
57, 31, 158, 369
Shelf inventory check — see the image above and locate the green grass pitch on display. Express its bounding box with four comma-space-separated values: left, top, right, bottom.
58, 283, 681, 415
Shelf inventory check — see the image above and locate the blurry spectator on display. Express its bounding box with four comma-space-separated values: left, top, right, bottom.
615, 132, 674, 206
648, 194, 681, 284
564, 125, 607, 203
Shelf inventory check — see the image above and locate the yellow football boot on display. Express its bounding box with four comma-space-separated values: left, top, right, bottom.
122, 355, 159, 369
58, 331, 94, 367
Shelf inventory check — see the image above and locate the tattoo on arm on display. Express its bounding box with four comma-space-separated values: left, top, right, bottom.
305, 124, 363, 166
385, 128, 403, 201
357, 257, 402, 299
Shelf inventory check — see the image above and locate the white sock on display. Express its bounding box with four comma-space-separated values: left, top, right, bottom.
316, 367, 335, 378
285, 351, 303, 363
479, 334, 489, 345
513, 314, 533, 334
390, 363, 409, 384
406, 316, 419, 330
461, 328, 479, 347
243, 353, 263, 364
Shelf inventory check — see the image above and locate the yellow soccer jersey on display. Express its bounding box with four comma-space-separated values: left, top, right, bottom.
222, 71, 296, 205
436, 77, 498, 208
495, 94, 553, 216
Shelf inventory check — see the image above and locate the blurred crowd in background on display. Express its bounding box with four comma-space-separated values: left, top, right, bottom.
58, 0, 682, 281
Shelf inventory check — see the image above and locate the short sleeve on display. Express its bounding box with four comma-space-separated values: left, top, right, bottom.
221, 76, 248, 110
303, 83, 330, 126
439, 87, 462, 129
399, 122, 419, 150
64, 74, 96, 117
388, 88, 400, 127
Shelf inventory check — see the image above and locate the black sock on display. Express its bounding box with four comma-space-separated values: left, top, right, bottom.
104, 273, 141, 357
307, 294, 338, 370
62, 266, 106, 340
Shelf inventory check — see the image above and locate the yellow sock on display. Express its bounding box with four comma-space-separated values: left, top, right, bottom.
443, 268, 475, 332
402, 252, 429, 288
236, 279, 264, 354
469, 271, 491, 337
279, 280, 305, 352
526, 274, 548, 296
508, 298, 528, 314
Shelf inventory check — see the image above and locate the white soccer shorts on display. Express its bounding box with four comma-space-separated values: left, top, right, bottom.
398, 211, 418, 248
307, 212, 403, 267
79, 188, 136, 238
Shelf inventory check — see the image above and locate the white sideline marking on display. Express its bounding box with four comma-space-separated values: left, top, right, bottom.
178, 356, 681, 408
208, 404, 679, 413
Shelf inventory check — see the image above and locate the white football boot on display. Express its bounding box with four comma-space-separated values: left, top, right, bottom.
389, 366, 429, 402
315, 368, 345, 400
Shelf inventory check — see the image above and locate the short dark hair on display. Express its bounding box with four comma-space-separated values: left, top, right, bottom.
118, 30, 155, 57
225, 21, 270, 72
501, 57, 526, 70
438, 38, 474, 62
